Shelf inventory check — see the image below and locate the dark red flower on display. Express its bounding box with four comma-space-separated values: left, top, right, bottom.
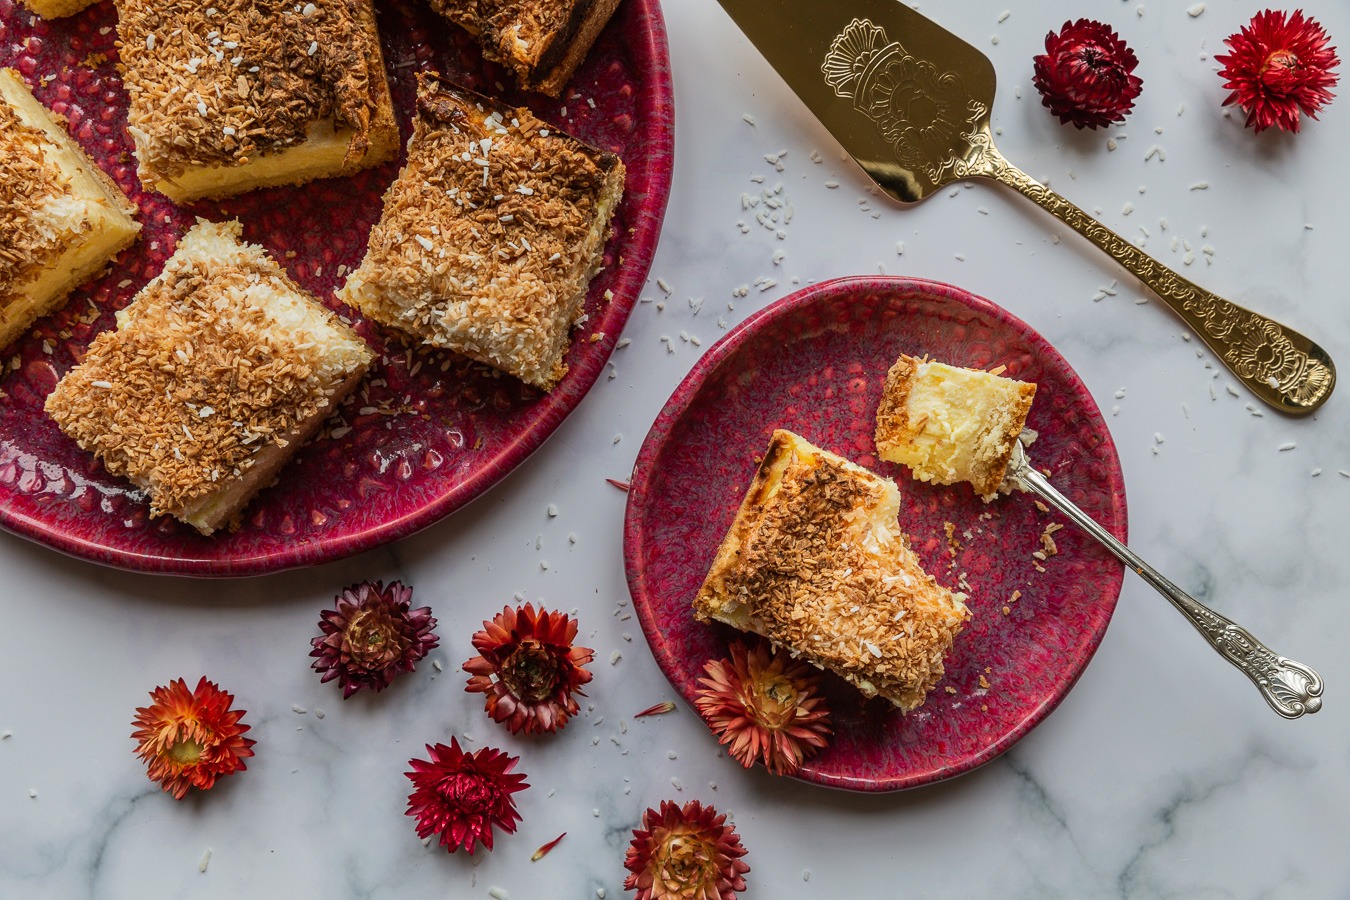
694, 641, 831, 776
463, 603, 594, 735
404, 738, 528, 854
1033, 19, 1143, 129
1215, 9, 1339, 133
623, 799, 750, 900
130, 677, 256, 800
310, 581, 438, 698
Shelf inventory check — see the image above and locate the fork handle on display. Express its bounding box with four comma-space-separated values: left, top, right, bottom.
974, 144, 1335, 415
1011, 460, 1323, 719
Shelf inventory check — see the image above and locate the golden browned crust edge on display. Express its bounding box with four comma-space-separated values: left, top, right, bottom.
533, 0, 623, 96
873, 353, 919, 458
18, 0, 96, 17
692, 429, 796, 620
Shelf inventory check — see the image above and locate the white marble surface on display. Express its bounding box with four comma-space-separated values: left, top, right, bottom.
5, 0, 1350, 896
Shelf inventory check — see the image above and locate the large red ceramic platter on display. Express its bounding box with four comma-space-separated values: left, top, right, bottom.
624, 277, 1127, 791
0, 0, 673, 575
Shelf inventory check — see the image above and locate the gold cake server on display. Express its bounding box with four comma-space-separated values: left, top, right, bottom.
714, 0, 1335, 414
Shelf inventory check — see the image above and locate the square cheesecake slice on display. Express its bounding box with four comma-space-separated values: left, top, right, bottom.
115, 0, 399, 202
429, 0, 623, 97
693, 429, 971, 712
338, 76, 625, 391
45, 219, 373, 535
19, 0, 98, 17
0, 69, 140, 350
875, 355, 1037, 499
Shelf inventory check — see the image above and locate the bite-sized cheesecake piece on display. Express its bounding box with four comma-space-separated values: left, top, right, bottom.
19, 0, 98, 18
45, 220, 373, 535
875, 355, 1037, 499
114, 0, 399, 202
338, 75, 625, 391
0, 69, 140, 351
429, 0, 622, 96
693, 430, 970, 712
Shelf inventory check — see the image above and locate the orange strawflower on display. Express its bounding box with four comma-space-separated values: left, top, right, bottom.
130, 677, 256, 800
623, 799, 750, 900
693, 641, 831, 776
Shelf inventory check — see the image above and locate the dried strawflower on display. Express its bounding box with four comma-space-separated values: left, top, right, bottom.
1215, 9, 1339, 133
463, 603, 594, 735
1032, 19, 1143, 129
693, 641, 831, 776
310, 580, 439, 698
405, 738, 528, 854
623, 799, 750, 900
130, 677, 256, 800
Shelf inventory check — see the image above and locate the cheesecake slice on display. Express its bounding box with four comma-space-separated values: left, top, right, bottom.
875, 355, 1037, 499
45, 219, 373, 535
429, 0, 622, 97
0, 69, 140, 351
693, 430, 970, 712
338, 75, 625, 391
114, 0, 399, 202
19, 0, 98, 17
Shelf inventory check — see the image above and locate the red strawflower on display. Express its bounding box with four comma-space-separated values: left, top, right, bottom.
463, 603, 594, 735
310, 580, 439, 698
1033, 19, 1143, 129
130, 677, 256, 800
693, 641, 831, 776
623, 799, 750, 900
1215, 9, 1339, 133
404, 738, 528, 854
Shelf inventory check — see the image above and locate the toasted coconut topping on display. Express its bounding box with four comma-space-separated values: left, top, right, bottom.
45, 220, 370, 518
341, 76, 623, 389
116, 0, 386, 177
695, 431, 969, 711
0, 98, 77, 308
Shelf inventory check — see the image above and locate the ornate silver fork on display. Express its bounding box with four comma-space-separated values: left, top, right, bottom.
1006, 441, 1323, 718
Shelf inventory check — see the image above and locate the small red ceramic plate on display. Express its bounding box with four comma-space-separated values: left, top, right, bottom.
624, 277, 1127, 791
0, 0, 673, 575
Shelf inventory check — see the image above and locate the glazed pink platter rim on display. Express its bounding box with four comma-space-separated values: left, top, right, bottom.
0, 0, 674, 576
623, 276, 1128, 792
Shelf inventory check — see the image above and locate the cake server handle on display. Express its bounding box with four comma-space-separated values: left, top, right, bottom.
969, 144, 1335, 415
1006, 444, 1323, 719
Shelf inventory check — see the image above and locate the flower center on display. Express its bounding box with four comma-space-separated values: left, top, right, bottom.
656, 833, 719, 894
439, 772, 500, 813
167, 737, 204, 765
345, 609, 399, 664
752, 675, 803, 731
500, 641, 561, 703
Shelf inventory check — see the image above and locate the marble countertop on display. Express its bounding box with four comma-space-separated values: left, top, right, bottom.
5, 0, 1350, 896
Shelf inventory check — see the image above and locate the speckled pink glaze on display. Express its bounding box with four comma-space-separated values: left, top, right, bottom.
624, 277, 1128, 792
0, 0, 673, 575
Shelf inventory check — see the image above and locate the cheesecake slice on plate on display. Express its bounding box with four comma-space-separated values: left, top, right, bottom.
693, 429, 970, 712
339, 75, 625, 391
114, 0, 399, 201
45, 220, 373, 535
0, 69, 140, 351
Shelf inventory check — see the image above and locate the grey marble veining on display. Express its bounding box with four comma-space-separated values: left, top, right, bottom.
5, 0, 1350, 897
